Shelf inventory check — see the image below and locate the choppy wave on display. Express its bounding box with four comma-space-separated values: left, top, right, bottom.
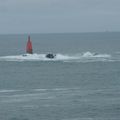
0, 89, 22, 93
1, 87, 119, 103
0, 51, 116, 62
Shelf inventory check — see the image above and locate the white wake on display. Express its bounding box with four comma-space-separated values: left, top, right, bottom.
0, 51, 112, 62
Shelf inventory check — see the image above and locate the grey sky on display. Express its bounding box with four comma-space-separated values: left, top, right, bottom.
0, 0, 120, 34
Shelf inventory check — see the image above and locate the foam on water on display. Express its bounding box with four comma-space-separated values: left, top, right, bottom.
0, 51, 113, 62
0, 89, 22, 93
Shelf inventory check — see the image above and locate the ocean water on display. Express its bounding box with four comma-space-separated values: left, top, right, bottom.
0, 32, 120, 120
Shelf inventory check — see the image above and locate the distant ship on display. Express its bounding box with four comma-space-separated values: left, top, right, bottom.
24, 36, 56, 59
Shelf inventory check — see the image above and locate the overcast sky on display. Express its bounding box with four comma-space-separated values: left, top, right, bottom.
0, 0, 120, 34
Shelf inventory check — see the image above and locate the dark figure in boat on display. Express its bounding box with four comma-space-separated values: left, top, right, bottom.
23, 36, 56, 59
45, 53, 56, 59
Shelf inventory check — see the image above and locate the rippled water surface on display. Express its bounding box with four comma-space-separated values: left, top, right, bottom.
0, 32, 120, 120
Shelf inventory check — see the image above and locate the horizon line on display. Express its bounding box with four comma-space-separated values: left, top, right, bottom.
0, 31, 120, 35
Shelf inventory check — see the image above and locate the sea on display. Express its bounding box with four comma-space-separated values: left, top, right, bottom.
0, 32, 120, 120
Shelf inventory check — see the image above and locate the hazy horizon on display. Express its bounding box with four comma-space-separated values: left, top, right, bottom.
0, 31, 120, 35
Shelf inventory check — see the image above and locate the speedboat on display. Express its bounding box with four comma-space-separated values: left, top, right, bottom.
23, 36, 56, 59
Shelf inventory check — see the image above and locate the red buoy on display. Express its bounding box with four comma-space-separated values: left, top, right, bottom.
26, 36, 33, 54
